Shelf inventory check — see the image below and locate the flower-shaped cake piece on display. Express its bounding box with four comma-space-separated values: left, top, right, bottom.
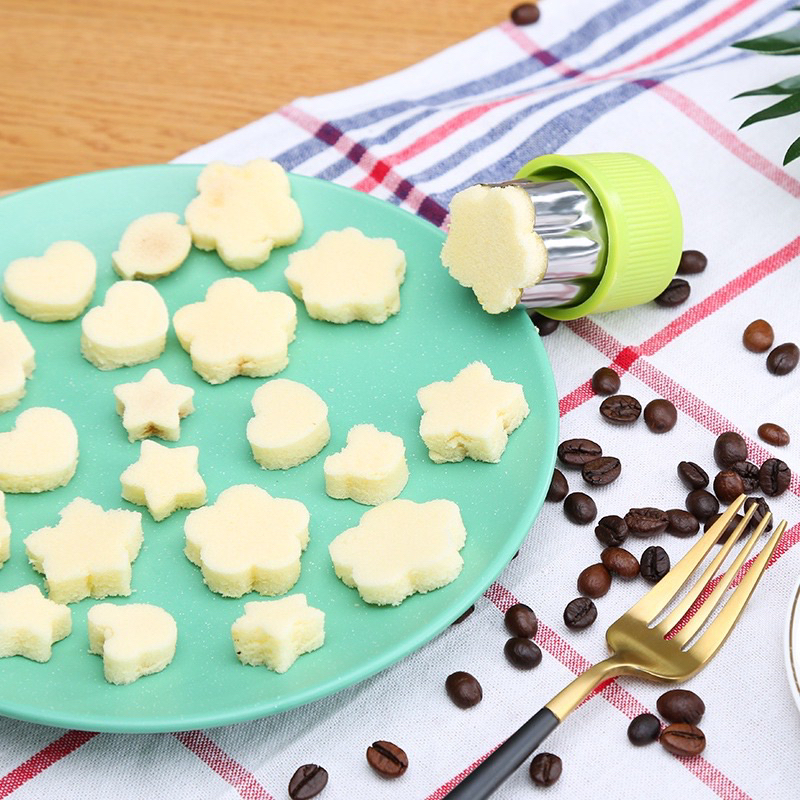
88, 603, 178, 685
120, 440, 206, 521
324, 424, 409, 505
112, 212, 192, 281
417, 361, 529, 464
0, 491, 10, 567
184, 484, 310, 598
328, 498, 467, 606
24, 497, 143, 604
113, 368, 195, 442
173, 278, 297, 384
284, 227, 406, 324
0, 585, 72, 662
184, 159, 303, 270
232, 594, 325, 673
440, 184, 547, 314
0, 316, 35, 413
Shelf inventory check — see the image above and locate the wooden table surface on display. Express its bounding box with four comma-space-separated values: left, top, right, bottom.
0, 0, 511, 192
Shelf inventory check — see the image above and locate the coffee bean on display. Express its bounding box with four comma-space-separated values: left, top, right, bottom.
366, 741, 408, 778
677, 461, 709, 490
640, 545, 670, 582
713, 470, 745, 504
451, 604, 475, 625
657, 689, 705, 725
685, 489, 719, 522
625, 507, 669, 536
504, 637, 542, 669
582, 456, 621, 486
742, 319, 774, 353
644, 399, 677, 433
666, 509, 700, 537
729, 461, 760, 494
627, 713, 662, 746
557, 438, 602, 467
504, 603, 538, 638
528, 310, 558, 335
595, 515, 629, 547
758, 422, 789, 447
704, 512, 744, 544
714, 431, 748, 468
677, 249, 707, 275
767, 342, 799, 375
563, 597, 597, 629
511, 2, 541, 25
546, 468, 569, 502
529, 753, 562, 787
577, 564, 612, 598
591, 367, 620, 395
288, 765, 328, 800
445, 671, 483, 709
744, 496, 773, 532
654, 278, 690, 307
563, 492, 597, 524
659, 723, 706, 757
601, 546, 639, 578
759, 458, 791, 496
600, 394, 642, 425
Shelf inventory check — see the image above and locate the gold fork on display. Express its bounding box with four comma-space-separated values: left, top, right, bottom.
446, 495, 787, 799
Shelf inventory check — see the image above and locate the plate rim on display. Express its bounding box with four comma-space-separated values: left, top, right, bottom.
785, 571, 800, 714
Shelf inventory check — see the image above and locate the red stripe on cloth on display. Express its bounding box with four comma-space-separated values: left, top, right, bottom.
174, 731, 273, 800
424, 745, 501, 800
0, 730, 98, 798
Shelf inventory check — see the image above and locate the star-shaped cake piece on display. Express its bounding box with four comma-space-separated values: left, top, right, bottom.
23, 497, 143, 604
121, 440, 206, 521
113, 368, 195, 442
417, 361, 529, 464
0, 316, 35, 413
0, 584, 72, 662
0, 490, 10, 567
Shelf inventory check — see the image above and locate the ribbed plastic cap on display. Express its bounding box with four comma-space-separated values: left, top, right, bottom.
515, 153, 683, 320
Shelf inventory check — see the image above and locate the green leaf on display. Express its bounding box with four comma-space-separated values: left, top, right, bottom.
739, 92, 800, 128
733, 23, 800, 54
784, 134, 800, 164
734, 74, 800, 97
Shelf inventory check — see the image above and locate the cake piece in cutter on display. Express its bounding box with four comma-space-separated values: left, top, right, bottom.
324, 424, 409, 505
120, 440, 206, 521
185, 159, 303, 270
417, 361, 529, 464
232, 594, 324, 673
88, 603, 177, 685
247, 379, 330, 470
112, 212, 192, 281
2, 241, 97, 322
328, 498, 467, 606
23, 497, 143, 604
0, 316, 35, 413
184, 484, 309, 597
0, 491, 10, 567
284, 227, 406, 324
0, 407, 78, 493
173, 277, 297, 384
0, 585, 72, 662
113, 368, 195, 442
81, 281, 169, 370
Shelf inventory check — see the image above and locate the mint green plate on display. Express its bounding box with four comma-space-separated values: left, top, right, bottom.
0, 165, 558, 732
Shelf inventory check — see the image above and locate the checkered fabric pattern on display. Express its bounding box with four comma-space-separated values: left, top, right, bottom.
3, 0, 800, 797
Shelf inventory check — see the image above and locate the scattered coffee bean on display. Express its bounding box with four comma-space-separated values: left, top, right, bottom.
595, 514, 629, 547
657, 689, 705, 725
729, 461, 760, 494
627, 713, 662, 746
445, 671, 483, 709
640, 545, 670, 582
557, 438, 603, 467
577, 564, 612, 598
677, 461, 709, 490
510, 2, 541, 26
704, 512, 744, 544
504, 637, 543, 670
677, 249, 707, 275
528, 310, 558, 335
666, 509, 700, 537
591, 367, 620, 395
644, 399, 677, 433
685, 489, 719, 522
529, 753, 562, 787
744, 496, 773, 532
654, 278, 691, 307
742, 319, 774, 353
601, 546, 640, 578
714, 431, 747, 468
564, 492, 597, 524
713, 470, 745, 504
504, 603, 538, 638
659, 723, 706, 757
759, 458, 791, 496
625, 507, 669, 536
451, 604, 475, 625
366, 741, 408, 778
288, 765, 329, 800
758, 422, 789, 447
600, 394, 642, 425
582, 456, 621, 486
564, 597, 597, 629
547, 468, 569, 502
767, 342, 799, 375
